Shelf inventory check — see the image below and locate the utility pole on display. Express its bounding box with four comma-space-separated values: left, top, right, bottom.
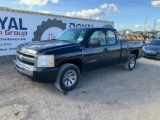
154, 19, 156, 31
154, 19, 157, 37
144, 17, 147, 32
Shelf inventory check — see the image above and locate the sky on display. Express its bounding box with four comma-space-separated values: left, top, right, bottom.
0, 0, 160, 31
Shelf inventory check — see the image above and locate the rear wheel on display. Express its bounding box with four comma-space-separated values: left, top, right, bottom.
123, 54, 136, 71
55, 63, 80, 91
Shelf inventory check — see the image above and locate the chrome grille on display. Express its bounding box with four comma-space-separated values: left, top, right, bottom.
16, 51, 35, 66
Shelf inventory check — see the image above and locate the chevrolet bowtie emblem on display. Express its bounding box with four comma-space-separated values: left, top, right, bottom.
19, 54, 23, 60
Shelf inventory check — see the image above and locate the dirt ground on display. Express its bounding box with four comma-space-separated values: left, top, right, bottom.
0, 57, 160, 120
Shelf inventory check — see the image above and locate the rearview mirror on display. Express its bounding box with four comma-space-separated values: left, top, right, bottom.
88, 39, 100, 47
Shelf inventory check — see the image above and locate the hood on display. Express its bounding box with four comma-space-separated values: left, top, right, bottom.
145, 45, 160, 52
18, 40, 75, 52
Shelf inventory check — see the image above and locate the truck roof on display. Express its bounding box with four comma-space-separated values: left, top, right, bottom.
0, 7, 114, 23
68, 27, 116, 30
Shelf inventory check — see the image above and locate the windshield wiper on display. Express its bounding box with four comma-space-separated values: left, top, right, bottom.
60, 40, 72, 43
60, 40, 77, 45
51, 38, 58, 41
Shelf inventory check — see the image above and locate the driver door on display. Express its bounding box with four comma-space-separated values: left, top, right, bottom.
83, 29, 108, 71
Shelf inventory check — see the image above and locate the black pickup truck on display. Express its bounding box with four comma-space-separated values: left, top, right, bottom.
14, 28, 143, 91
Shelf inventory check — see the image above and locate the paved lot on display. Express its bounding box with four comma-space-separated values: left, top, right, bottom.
0, 58, 160, 120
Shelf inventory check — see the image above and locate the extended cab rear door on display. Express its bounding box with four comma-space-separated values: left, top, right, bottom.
105, 30, 121, 66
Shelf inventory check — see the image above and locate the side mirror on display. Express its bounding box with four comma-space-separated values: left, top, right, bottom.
88, 39, 100, 47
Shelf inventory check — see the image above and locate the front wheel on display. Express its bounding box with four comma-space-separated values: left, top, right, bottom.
123, 54, 136, 71
55, 63, 80, 91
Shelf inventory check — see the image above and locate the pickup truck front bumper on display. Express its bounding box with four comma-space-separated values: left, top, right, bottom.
13, 58, 58, 83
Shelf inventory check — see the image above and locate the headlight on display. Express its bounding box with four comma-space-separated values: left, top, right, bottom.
37, 55, 55, 67
142, 46, 145, 51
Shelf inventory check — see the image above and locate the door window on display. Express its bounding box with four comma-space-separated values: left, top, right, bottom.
107, 31, 117, 45
90, 31, 106, 46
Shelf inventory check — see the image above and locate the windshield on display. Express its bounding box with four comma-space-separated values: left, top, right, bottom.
149, 40, 160, 46
55, 28, 89, 44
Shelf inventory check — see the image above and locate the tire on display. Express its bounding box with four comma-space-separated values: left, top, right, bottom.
32, 19, 66, 41
55, 63, 80, 91
123, 54, 136, 71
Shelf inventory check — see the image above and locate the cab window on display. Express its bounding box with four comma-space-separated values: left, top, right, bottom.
90, 31, 106, 46
107, 30, 117, 45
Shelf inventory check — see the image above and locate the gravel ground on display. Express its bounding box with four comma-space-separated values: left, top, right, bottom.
0, 57, 160, 120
